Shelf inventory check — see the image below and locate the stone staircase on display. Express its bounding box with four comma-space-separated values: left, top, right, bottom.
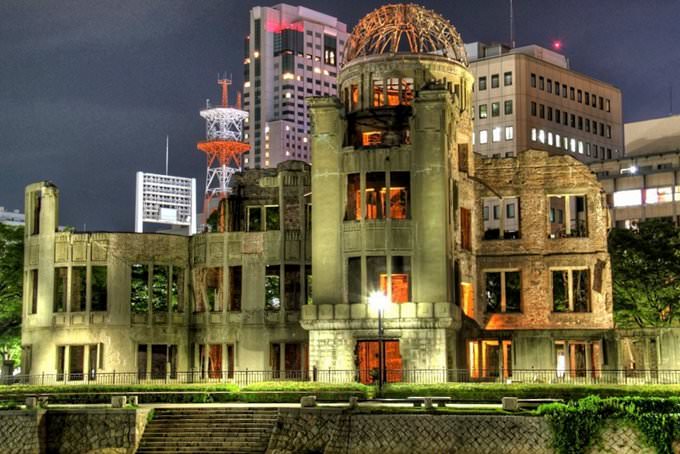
136, 407, 279, 453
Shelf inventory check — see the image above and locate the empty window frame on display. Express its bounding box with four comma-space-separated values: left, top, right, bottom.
247, 205, 279, 231
228, 266, 242, 311
460, 208, 472, 251
552, 269, 590, 312
305, 265, 312, 305
482, 197, 520, 240
458, 144, 469, 173
365, 172, 387, 220
548, 195, 587, 238
91, 266, 107, 311
284, 264, 301, 310
152, 265, 169, 312
485, 270, 521, 313
346, 173, 361, 220
70, 266, 87, 312
205, 267, 223, 312
30, 269, 38, 314
131, 264, 149, 313
372, 79, 384, 106
54, 267, 67, 312
366, 256, 387, 297
170, 266, 184, 313
347, 257, 361, 304
265, 265, 281, 310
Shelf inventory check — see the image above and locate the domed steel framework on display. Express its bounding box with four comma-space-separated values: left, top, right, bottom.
343, 4, 468, 66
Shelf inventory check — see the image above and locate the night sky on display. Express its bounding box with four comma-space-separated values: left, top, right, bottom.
2, 0, 679, 231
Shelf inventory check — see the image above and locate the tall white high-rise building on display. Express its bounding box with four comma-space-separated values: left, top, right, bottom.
243, 4, 348, 168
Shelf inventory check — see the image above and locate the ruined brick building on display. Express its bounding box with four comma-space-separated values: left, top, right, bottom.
19, 4, 678, 382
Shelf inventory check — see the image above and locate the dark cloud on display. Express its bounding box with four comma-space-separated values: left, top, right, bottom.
1, 0, 679, 230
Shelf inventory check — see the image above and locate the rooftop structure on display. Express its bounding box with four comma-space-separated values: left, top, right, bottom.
0, 207, 25, 226
625, 114, 680, 156
197, 78, 250, 223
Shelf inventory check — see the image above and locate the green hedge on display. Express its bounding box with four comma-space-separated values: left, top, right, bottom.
0, 382, 371, 404
382, 383, 680, 402
537, 396, 680, 454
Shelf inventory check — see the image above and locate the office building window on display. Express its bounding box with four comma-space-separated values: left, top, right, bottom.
547, 79, 552, 93
479, 130, 488, 144
491, 102, 500, 117
479, 76, 487, 90
504, 71, 512, 86
491, 74, 499, 88
492, 127, 501, 142
504, 100, 513, 115
530, 73, 536, 88
479, 104, 488, 119
530, 102, 536, 116
505, 126, 514, 141
539, 76, 544, 90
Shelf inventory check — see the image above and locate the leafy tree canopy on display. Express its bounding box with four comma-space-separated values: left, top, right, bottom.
0, 224, 23, 364
609, 219, 680, 328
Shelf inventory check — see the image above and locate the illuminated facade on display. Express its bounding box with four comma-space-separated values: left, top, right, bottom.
466, 42, 624, 163
25, 4, 680, 383
242, 4, 348, 169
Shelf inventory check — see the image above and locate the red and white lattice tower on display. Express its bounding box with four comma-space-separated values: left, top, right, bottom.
197, 77, 249, 222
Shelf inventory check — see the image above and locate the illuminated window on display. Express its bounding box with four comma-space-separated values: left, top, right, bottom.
379, 256, 410, 303
362, 131, 382, 147
613, 189, 642, 207
479, 130, 488, 144
365, 172, 387, 220
350, 84, 359, 110
538, 129, 545, 144
505, 126, 513, 141
578, 141, 584, 154
645, 187, 673, 204
346, 174, 361, 220
461, 283, 474, 318
372, 79, 384, 107
479, 104, 488, 119
401, 78, 414, 105
492, 127, 501, 143
570, 138, 576, 152
547, 132, 553, 146
388, 172, 410, 219
531, 128, 537, 141
386, 78, 400, 106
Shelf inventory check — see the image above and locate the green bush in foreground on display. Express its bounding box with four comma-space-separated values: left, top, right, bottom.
383, 383, 680, 401
537, 396, 680, 454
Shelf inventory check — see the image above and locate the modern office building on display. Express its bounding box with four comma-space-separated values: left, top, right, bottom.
242, 4, 348, 169
0, 207, 25, 226
590, 115, 680, 227
466, 42, 624, 163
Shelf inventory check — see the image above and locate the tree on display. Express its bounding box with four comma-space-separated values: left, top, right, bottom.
608, 219, 680, 328
0, 224, 23, 365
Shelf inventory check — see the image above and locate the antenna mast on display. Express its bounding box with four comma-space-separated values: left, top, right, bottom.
510, 0, 516, 48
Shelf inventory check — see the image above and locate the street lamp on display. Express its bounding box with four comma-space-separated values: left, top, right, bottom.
368, 290, 389, 396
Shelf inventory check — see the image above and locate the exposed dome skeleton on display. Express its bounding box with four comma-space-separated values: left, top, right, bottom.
343, 4, 468, 66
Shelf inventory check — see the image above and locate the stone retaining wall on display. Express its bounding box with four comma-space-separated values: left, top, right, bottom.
1, 408, 149, 454
266, 409, 678, 454
0, 410, 43, 453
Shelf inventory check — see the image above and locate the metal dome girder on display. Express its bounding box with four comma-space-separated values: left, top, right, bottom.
343, 3, 468, 66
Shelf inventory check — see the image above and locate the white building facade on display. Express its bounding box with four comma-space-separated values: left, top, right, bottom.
242, 4, 348, 168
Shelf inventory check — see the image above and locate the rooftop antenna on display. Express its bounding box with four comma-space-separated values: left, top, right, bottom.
509, 0, 516, 48
165, 135, 169, 175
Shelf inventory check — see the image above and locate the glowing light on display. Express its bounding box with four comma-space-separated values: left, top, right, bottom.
253, 51, 260, 58
282, 72, 295, 80
244, 81, 251, 88
313, 67, 321, 74
368, 291, 389, 312
552, 40, 562, 50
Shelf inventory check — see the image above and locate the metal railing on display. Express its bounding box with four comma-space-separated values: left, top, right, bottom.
3, 368, 680, 387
